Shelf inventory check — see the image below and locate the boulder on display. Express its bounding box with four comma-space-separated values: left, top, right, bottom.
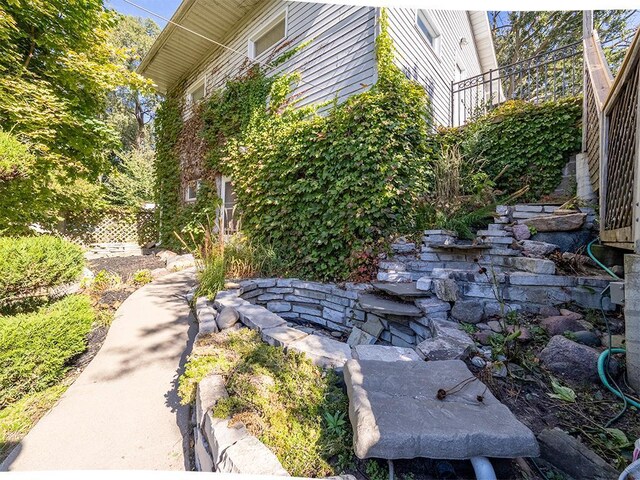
472, 331, 493, 346
195, 374, 228, 427
512, 224, 531, 241
520, 240, 560, 257
415, 320, 475, 361
539, 335, 618, 384
218, 436, 289, 475
572, 330, 601, 347
539, 305, 561, 317
450, 299, 484, 324
540, 316, 583, 336
287, 334, 352, 369
217, 306, 240, 329
521, 213, 586, 232
533, 230, 595, 253
156, 249, 178, 261
559, 308, 582, 320
432, 278, 459, 302
260, 326, 308, 348
166, 253, 195, 271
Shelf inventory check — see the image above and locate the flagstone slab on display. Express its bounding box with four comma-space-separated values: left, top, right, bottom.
344, 359, 539, 460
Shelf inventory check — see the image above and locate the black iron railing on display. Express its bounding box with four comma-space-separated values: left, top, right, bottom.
450, 41, 583, 126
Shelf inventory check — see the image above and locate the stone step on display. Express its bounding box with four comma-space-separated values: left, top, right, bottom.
344, 359, 539, 460
357, 293, 423, 318
426, 243, 491, 251
371, 282, 431, 298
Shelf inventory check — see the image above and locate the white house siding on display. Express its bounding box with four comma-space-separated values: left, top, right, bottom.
181, 1, 377, 114
386, 9, 483, 126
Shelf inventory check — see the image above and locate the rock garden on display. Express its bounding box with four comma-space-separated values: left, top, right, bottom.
175, 198, 640, 480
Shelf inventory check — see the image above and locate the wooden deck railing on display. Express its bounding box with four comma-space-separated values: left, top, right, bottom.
583, 31, 614, 195
598, 28, 640, 250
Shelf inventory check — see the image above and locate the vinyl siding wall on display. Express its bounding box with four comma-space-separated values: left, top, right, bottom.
386, 9, 483, 126
181, 1, 377, 114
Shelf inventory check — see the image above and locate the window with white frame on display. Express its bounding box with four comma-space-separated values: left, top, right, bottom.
184, 179, 200, 202
187, 78, 205, 107
416, 11, 441, 56
249, 11, 287, 59
220, 176, 238, 232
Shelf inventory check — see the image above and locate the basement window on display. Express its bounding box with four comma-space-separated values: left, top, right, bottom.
249, 12, 287, 59
416, 11, 441, 56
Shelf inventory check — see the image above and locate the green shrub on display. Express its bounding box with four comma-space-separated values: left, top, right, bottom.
132, 269, 152, 286
0, 295, 94, 408
0, 236, 85, 307
88, 269, 121, 293
448, 97, 582, 201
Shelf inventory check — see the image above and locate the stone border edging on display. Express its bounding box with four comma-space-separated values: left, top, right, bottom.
188, 285, 425, 474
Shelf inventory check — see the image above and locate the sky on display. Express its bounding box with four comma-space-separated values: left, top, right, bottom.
106, 0, 181, 27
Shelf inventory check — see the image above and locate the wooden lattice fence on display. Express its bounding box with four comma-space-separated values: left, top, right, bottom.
62, 210, 157, 246
598, 29, 640, 249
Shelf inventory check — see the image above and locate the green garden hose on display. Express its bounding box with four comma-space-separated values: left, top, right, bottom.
587, 238, 621, 280
598, 348, 640, 409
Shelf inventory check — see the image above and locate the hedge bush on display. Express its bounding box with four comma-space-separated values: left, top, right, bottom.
0, 295, 94, 408
443, 97, 582, 200
0, 235, 85, 306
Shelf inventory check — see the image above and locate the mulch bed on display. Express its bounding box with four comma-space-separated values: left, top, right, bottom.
88, 254, 165, 283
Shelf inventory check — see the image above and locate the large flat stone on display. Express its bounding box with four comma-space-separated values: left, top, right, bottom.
260, 326, 308, 348
344, 359, 539, 460
521, 213, 586, 232
352, 345, 422, 362
372, 282, 430, 298
358, 293, 423, 317
218, 435, 289, 476
507, 256, 556, 274
287, 334, 352, 369
236, 304, 287, 332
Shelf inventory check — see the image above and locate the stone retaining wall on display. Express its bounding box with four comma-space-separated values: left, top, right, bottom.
236, 279, 431, 349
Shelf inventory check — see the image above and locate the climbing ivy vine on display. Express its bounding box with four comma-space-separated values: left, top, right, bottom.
154, 10, 435, 279
438, 97, 582, 201
153, 9, 581, 280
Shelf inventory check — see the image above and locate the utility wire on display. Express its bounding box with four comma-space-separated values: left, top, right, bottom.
119, 0, 323, 90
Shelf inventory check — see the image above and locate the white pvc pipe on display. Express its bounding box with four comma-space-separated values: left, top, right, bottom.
470, 457, 497, 480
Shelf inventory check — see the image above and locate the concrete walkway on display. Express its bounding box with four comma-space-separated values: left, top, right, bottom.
2, 269, 197, 471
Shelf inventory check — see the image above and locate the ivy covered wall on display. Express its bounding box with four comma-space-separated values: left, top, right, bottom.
439, 97, 583, 201
153, 10, 582, 281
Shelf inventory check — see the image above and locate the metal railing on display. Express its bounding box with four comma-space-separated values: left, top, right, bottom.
450, 42, 584, 126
